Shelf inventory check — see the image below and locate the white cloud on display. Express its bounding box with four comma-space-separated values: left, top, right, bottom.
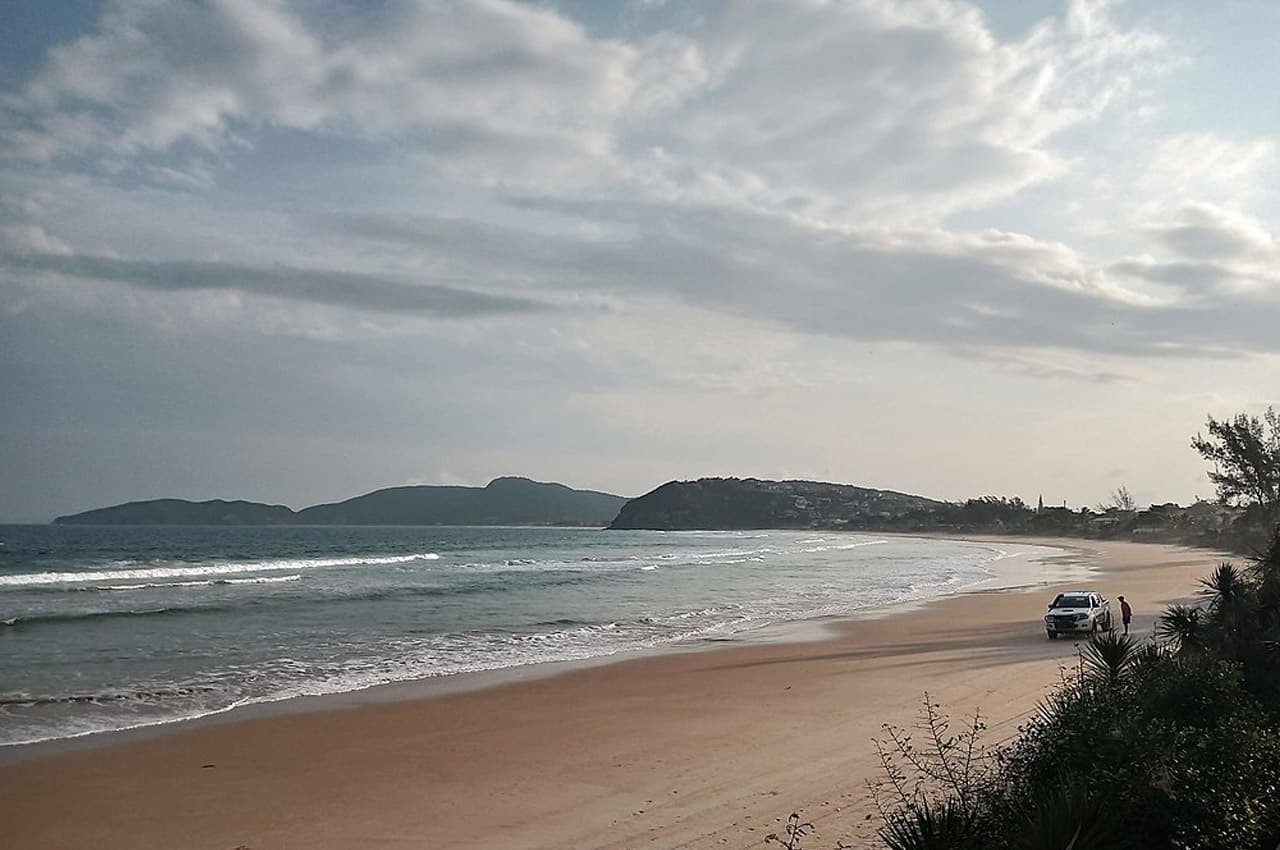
0, 222, 71, 255
616, 0, 1168, 222
4, 0, 1170, 214
1139, 133, 1276, 207
5, 0, 634, 171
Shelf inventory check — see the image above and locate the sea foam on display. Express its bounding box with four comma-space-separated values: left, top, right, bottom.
0, 553, 439, 587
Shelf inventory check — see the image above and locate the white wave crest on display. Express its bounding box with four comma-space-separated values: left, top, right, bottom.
0, 553, 440, 587
798, 539, 888, 553
97, 575, 304, 592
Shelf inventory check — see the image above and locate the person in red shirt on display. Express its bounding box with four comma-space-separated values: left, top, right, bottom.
1118, 595, 1133, 635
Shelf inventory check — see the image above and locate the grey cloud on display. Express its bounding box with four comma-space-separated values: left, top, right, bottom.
1157, 224, 1267, 261
6, 0, 630, 166
311, 199, 1280, 359
1149, 204, 1276, 262
948, 347, 1134, 384
1109, 258, 1232, 291
1004, 362, 1134, 384
1116, 206, 1280, 298
4, 252, 548, 318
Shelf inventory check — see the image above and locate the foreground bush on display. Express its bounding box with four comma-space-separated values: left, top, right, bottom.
873, 528, 1280, 850
994, 654, 1280, 849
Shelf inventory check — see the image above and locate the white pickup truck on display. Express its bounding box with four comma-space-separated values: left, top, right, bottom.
1044, 590, 1113, 639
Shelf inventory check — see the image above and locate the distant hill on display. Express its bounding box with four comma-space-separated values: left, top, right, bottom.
295, 477, 625, 526
52, 499, 297, 526
53, 478, 626, 527
609, 477, 943, 530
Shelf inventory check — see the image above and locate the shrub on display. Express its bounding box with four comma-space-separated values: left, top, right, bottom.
982, 647, 1280, 849
872, 536, 1280, 850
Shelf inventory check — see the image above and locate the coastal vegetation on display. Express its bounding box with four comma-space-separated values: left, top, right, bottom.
864, 527, 1280, 849
615, 407, 1280, 555
608, 478, 942, 530
1191, 407, 1280, 512
613, 479, 1269, 553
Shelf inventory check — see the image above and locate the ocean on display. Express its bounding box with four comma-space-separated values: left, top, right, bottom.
0, 525, 1074, 748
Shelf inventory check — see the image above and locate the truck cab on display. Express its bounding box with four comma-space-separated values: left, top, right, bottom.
1044, 590, 1112, 639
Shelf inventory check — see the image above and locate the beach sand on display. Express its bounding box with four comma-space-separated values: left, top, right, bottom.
0, 538, 1221, 850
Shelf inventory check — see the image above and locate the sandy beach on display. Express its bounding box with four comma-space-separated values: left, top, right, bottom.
0, 538, 1221, 850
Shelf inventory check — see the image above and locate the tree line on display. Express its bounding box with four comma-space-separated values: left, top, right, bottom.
869, 406, 1280, 553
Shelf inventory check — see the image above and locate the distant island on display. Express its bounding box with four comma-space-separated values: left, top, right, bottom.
53, 477, 626, 527
610, 478, 943, 530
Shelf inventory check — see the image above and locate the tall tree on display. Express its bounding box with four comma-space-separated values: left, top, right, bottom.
1096, 484, 1135, 513
1191, 407, 1280, 510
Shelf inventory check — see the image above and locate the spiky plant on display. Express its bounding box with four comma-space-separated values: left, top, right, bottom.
1014, 779, 1129, 850
1243, 527, 1280, 704
880, 799, 981, 850
1200, 562, 1257, 659
1200, 562, 1248, 608
1249, 526, 1280, 631
1081, 630, 1139, 687
1158, 604, 1206, 657
1128, 640, 1166, 674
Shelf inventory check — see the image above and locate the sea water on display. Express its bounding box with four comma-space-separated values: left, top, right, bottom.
0, 525, 1071, 747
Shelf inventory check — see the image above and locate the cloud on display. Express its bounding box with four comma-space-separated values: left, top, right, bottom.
313, 198, 1280, 358
0, 221, 71, 254
2, 0, 1171, 218
1150, 203, 1276, 262
4, 0, 633, 172
1113, 204, 1280, 300
1139, 134, 1276, 207
3, 251, 550, 318
614, 0, 1169, 222
2, 1, 1271, 362
949, 347, 1133, 384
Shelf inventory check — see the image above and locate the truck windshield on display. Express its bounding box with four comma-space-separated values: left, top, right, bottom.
1053, 595, 1091, 608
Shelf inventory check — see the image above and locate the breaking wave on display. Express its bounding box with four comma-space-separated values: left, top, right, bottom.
0, 553, 439, 588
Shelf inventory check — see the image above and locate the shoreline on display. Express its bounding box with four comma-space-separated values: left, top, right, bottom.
0, 534, 1082, 763
0, 537, 1216, 850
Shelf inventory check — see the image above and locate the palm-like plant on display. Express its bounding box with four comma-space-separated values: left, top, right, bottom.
881, 799, 981, 850
1128, 640, 1166, 674
1200, 562, 1257, 658
1014, 779, 1128, 850
1081, 631, 1139, 686
1200, 562, 1248, 607
1158, 604, 1206, 657
1244, 528, 1280, 703
1166, 535, 1280, 703
1249, 526, 1280, 631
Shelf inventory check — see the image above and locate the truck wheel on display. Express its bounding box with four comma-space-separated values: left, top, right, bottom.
1047, 631, 1057, 640
1091, 620, 1098, 634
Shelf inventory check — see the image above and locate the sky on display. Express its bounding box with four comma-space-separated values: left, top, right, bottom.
2, 0, 1278, 521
